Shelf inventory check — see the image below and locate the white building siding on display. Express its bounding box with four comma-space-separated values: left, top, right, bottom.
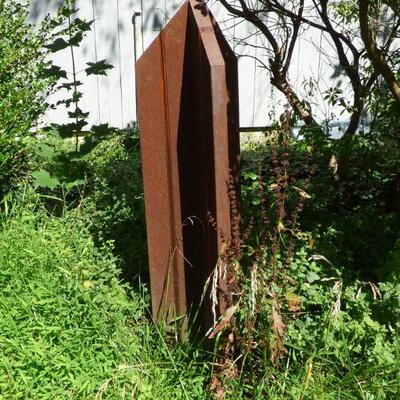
30, 0, 353, 129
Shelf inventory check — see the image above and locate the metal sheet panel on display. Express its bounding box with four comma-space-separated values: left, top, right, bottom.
136, 0, 240, 329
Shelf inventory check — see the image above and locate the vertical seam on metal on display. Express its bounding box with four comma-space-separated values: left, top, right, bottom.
159, 30, 179, 304
197, 15, 213, 277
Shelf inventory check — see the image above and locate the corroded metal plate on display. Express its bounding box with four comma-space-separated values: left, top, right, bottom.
136, 0, 240, 328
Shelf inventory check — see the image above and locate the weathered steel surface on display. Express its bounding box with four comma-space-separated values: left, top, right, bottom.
136, 0, 240, 326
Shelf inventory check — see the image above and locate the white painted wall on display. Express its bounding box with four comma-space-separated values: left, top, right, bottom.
30, 0, 356, 129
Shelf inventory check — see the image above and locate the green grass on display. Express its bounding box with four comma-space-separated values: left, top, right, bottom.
0, 196, 210, 399
0, 193, 398, 399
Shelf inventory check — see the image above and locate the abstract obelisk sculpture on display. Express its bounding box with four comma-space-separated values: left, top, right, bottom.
136, 0, 240, 328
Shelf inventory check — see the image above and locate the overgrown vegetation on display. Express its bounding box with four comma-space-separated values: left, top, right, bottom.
227, 134, 400, 398
0, 194, 210, 399
33, 127, 147, 278
0, 0, 51, 197
0, 0, 399, 398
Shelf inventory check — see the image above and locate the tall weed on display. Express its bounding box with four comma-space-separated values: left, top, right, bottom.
209, 120, 400, 398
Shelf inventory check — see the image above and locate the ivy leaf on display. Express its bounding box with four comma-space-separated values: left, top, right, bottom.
32, 169, 60, 190
85, 60, 113, 76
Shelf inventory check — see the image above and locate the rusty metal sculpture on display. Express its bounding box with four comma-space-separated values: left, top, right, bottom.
136, 0, 240, 329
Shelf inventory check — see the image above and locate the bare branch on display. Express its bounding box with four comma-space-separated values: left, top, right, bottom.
218, 0, 316, 125
283, 0, 304, 75
359, 0, 400, 102
219, 0, 281, 60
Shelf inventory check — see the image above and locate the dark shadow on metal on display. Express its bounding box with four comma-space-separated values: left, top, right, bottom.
178, 5, 217, 332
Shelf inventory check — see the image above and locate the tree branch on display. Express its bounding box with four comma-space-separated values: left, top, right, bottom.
359, 0, 400, 102
218, 0, 316, 125
282, 0, 304, 75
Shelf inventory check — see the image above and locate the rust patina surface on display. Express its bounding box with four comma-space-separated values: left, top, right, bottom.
136, 0, 240, 327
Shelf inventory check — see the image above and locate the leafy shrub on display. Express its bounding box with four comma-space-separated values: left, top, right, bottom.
221, 246, 399, 399
213, 132, 400, 399
0, 0, 113, 201
0, 0, 52, 198
83, 130, 147, 278
32, 127, 147, 278
240, 132, 400, 280
283, 249, 399, 398
1, 190, 397, 399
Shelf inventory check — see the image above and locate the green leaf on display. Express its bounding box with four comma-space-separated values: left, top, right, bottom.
57, 92, 83, 108
60, 5, 78, 18
73, 18, 94, 32
59, 81, 83, 91
42, 65, 67, 79
44, 38, 69, 53
306, 271, 320, 283
91, 123, 116, 137
65, 179, 85, 190
244, 171, 258, 181
364, 316, 380, 330
32, 169, 60, 190
85, 60, 113, 76
68, 107, 89, 120
68, 31, 83, 47
36, 143, 56, 160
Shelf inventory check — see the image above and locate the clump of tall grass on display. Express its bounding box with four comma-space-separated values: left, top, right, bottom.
0, 192, 211, 399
